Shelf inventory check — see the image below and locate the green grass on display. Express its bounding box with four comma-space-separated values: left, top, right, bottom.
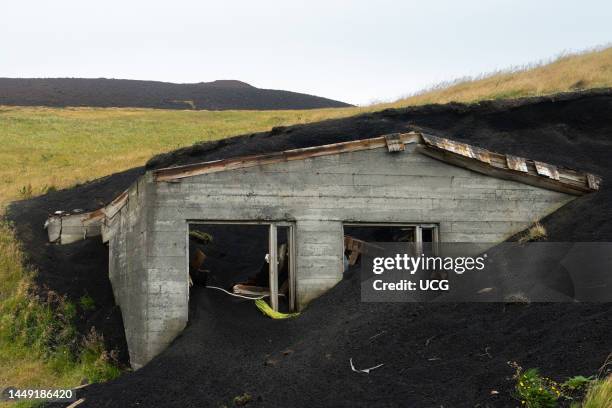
79, 295, 96, 312
0, 106, 362, 202
574, 376, 612, 408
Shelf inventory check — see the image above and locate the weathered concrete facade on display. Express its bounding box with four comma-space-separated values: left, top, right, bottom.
105, 144, 573, 367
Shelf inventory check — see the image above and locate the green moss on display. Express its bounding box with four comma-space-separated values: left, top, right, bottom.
79, 295, 95, 312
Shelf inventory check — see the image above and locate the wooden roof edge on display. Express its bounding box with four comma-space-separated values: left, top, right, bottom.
419, 133, 601, 195
152, 132, 422, 181
152, 131, 601, 194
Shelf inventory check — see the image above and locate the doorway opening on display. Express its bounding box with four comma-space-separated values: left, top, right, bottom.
188, 222, 296, 312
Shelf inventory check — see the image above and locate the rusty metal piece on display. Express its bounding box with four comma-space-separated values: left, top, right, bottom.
506, 155, 528, 173
534, 161, 560, 180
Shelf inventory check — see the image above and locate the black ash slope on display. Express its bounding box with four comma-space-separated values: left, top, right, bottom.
75, 274, 612, 408
6, 89, 612, 407
0, 78, 351, 110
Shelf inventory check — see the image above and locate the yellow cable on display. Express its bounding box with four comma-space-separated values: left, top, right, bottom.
254, 299, 300, 319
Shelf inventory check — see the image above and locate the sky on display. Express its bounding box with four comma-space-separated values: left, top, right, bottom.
2, 0, 611, 105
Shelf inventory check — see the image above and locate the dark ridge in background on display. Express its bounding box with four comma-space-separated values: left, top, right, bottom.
6, 89, 612, 407
0, 78, 352, 110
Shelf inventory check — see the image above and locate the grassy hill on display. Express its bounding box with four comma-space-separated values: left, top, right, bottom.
0, 46, 611, 406
383, 46, 612, 107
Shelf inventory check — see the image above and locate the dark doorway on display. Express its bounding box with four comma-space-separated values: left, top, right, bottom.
188, 222, 295, 313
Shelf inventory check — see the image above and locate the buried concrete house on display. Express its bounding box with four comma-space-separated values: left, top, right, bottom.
44, 132, 601, 368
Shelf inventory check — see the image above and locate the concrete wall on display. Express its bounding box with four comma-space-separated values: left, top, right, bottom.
111, 145, 574, 368
108, 175, 189, 369
108, 177, 148, 368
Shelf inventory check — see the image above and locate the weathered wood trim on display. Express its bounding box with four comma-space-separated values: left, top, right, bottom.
417, 145, 591, 195
506, 155, 529, 173
534, 161, 560, 180
153, 132, 422, 181
153, 131, 599, 195
384, 133, 406, 152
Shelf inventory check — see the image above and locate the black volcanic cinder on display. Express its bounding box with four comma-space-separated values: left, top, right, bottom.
0, 78, 352, 110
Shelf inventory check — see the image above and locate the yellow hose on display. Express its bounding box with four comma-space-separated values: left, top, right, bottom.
254, 299, 300, 319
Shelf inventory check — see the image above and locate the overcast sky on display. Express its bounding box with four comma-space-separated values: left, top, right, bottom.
2, 0, 611, 105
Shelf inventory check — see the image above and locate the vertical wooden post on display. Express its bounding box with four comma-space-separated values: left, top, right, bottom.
288, 225, 296, 312
414, 225, 423, 257
269, 224, 279, 312
432, 226, 440, 256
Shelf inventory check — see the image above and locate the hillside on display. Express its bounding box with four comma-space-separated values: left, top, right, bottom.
6, 90, 612, 407
384, 46, 612, 108
0, 78, 351, 110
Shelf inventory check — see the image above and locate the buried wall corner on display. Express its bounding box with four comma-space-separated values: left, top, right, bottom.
108, 175, 190, 369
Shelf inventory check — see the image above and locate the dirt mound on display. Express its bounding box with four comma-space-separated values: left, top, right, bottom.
6, 89, 612, 406
0, 78, 351, 110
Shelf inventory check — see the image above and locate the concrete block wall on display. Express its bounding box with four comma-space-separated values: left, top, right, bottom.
111, 145, 574, 368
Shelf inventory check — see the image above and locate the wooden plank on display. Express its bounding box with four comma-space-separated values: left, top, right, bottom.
384, 133, 406, 152
506, 155, 528, 173
233, 285, 270, 296
155, 137, 390, 181
471, 146, 492, 164
154, 132, 422, 182
534, 161, 560, 180
587, 173, 602, 190
422, 134, 474, 158
101, 190, 129, 219
418, 145, 589, 195
66, 399, 86, 408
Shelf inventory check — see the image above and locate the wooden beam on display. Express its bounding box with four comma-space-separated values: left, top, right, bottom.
269, 224, 278, 312
415, 225, 423, 257
288, 225, 297, 312
154, 133, 422, 182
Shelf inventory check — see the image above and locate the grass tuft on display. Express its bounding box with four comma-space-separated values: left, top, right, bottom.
519, 222, 547, 244
574, 375, 612, 408
79, 295, 96, 312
